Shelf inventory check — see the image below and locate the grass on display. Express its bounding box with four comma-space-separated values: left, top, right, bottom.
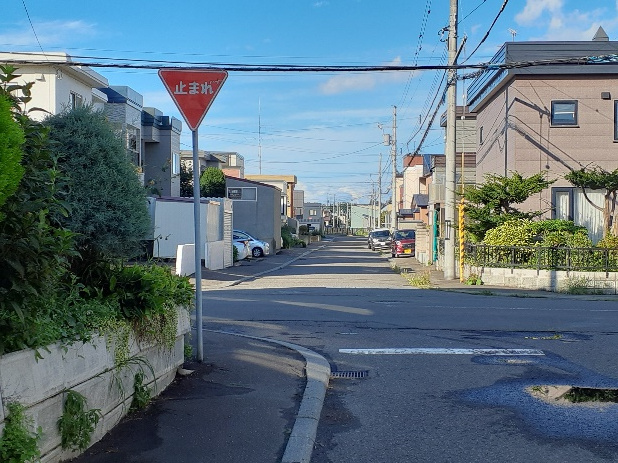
405, 271, 432, 288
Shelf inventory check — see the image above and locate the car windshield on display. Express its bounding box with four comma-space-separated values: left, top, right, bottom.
373, 230, 389, 238
394, 231, 415, 240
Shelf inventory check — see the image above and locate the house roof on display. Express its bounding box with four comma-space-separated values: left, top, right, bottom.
412, 194, 429, 207
468, 40, 618, 111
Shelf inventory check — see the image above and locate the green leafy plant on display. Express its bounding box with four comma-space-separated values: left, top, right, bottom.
0, 67, 77, 355
130, 371, 151, 412
563, 276, 593, 295
0, 94, 25, 220
463, 172, 554, 242
406, 271, 432, 288
57, 390, 102, 452
184, 342, 193, 360
465, 274, 483, 285
199, 167, 226, 198
0, 402, 41, 463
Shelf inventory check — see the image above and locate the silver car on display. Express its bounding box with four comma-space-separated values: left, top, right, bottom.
233, 230, 270, 258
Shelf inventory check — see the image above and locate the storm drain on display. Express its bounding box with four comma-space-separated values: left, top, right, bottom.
331, 370, 369, 379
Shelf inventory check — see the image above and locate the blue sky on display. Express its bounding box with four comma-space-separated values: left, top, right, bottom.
2, 0, 618, 203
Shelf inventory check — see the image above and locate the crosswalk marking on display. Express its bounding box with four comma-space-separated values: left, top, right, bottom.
339, 348, 545, 356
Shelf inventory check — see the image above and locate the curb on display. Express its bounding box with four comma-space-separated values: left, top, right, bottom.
206, 330, 331, 463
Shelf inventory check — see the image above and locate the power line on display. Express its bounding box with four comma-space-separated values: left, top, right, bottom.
462, 0, 510, 64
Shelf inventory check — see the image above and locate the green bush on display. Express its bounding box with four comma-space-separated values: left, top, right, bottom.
0, 69, 77, 355
0, 94, 25, 219
45, 106, 152, 274
483, 219, 536, 246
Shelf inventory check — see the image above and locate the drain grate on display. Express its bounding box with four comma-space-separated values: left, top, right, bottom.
331, 370, 369, 379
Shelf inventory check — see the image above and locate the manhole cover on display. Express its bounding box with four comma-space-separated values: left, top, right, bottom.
331, 370, 369, 379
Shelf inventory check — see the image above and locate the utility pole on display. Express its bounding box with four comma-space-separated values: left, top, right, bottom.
391, 106, 397, 230
444, 0, 458, 280
378, 153, 382, 228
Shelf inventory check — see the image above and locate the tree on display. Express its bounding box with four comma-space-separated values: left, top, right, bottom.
463, 172, 555, 242
565, 166, 618, 238
179, 162, 193, 197
199, 167, 226, 198
0, 95, 24, 219
45, 106, 152, 271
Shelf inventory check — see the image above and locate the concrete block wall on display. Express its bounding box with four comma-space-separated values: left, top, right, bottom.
465, 264, 618, 293
0, 307, 190, 463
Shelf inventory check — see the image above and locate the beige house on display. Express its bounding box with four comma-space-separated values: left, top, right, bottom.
467, 30, 618, 242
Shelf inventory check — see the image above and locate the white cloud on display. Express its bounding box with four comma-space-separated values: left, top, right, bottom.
313, 1, 329, 7
514, 1, 618, 41
318, 57, 410, 95
0, 20, 96, 47
515, 0, 564, 25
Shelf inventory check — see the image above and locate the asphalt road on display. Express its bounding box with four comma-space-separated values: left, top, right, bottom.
204, 235, 618, 463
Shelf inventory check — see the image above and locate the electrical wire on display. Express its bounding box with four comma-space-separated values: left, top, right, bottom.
461, 0, 510, 64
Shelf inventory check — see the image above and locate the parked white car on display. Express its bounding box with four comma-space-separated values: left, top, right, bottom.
233, 230, 270, 258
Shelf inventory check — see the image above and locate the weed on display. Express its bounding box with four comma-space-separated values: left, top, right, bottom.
184, 342, 193, 360
57, 390, 102, 452
130, 371, 151, 412
479, 290, 494, 296
465, 274, 483, 285
563, 276, 593, 295
0, 402, 41, 463
407, 271, 432, 288
563, 387, 618, 403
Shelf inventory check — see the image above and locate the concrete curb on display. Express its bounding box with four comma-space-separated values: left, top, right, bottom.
206, 330, 331, 463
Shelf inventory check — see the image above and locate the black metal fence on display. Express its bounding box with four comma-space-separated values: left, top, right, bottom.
464, 243, 618, 273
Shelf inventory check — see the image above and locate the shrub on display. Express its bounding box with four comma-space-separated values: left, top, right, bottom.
45, 106, 152, 275
0, 70, 76, 355
482, 219, 535, 246
199, 167, 225, 198
0, 94, 25, 219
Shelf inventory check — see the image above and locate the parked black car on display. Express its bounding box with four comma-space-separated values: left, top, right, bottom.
368, 228, 392, 251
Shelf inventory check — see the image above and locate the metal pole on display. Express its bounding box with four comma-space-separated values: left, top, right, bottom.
444, 0, 458, 280
391, 106, 397, 230
192, 129, 204, 362
378, 153, 382, 228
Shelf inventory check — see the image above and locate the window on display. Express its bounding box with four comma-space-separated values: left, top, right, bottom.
171, 152, 180, 175
69, 92, 83, 109
550, 100, 578, 126
551, 187, 604, 242
478, 126, 484, 145
614, 101, 618, 141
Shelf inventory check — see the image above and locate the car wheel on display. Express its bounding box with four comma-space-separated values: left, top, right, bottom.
252, 247, 264, 258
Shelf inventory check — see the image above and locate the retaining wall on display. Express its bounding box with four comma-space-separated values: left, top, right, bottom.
0, 307, 190, 462
465, 265, 618, 294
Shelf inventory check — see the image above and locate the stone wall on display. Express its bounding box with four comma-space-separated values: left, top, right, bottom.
0, 307, 190, 463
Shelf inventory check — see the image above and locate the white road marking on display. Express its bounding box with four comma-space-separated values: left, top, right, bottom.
339, 348, 545, 356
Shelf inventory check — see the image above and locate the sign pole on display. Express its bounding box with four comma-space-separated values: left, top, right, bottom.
191, 128, 204, 362
158, 68, 228, 364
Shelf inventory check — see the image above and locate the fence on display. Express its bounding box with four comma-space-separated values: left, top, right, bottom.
464, 243, 618, 275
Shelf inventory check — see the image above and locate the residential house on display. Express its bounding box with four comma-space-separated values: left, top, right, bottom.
0, 52, 108, 118
180, 150, 245, 179
99, 85, 143, 178
141, 107, 182, 197
467, 29, 618, 242
301, 202, 324, 232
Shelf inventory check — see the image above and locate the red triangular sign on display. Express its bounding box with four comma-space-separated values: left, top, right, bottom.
158, 69, 228, 131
